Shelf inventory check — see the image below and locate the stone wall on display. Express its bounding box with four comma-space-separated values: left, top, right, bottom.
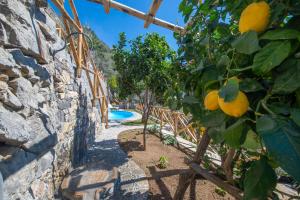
0, 0, 103, 199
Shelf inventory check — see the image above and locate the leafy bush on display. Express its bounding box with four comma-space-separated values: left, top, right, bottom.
163, 134, 177, 145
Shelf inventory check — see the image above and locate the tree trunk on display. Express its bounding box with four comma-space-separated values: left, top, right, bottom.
141, 89, 149, 123
174, 131, 211, 200
222, 148, 236, 183
142, 105, 150, 151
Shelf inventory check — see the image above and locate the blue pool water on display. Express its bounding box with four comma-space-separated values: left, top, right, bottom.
108, 110, 134, 120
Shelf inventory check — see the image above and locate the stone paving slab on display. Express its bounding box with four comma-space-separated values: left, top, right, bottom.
91, 111, 148, 199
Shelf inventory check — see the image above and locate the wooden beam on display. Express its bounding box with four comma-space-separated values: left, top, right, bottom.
103, 0, 110, 13
144, 0, 163, 28
68, 0, 82, 27
51, 0, 81, 31
87, 0, 184, 33
189, 163, 243, 200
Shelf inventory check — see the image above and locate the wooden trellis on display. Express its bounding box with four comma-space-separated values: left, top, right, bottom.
87, 0, 185, 34
49, 0, 109, 128
136, 105, 198, 143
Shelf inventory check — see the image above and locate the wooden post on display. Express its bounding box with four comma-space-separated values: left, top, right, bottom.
159, 110, 163, 141
76, 29, 83, 78
174, 113, 178, 136
174, 131, 211, 200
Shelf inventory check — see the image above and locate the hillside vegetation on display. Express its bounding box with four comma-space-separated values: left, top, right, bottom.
84, 26, 116, 78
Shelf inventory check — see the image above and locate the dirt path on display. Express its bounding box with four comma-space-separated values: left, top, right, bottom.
118, 129, 234, 200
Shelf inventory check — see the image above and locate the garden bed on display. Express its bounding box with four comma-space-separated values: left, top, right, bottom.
118, 129, 234, 200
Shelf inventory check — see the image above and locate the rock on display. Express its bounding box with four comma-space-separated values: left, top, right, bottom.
8, 77, 43, 109
0, 145, 19, 161
2, 68, 22, 79
54, 82, 64, 93
10, 49, 50, 81
22, 115, 56, 153
0, 48, 16, 70
36, 20, 56, 42
0, 148, 37, 195
28, 75, 40, 84
36, 0, 48, 8
0, 106, 31, 145
36, 152, 54, 178
0, 81, 8, 101
0, 74, 9, 82
0, 81, 22, 110
2, 89, 23, 110
0, 81, 8, 91
0, 0, 40, 57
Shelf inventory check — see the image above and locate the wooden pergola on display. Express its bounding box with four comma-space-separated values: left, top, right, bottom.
88, 0, 185, 34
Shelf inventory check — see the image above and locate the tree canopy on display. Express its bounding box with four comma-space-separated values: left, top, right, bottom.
112, 32, 175, 103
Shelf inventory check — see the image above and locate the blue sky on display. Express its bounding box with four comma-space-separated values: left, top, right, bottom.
49, 0, 184, 50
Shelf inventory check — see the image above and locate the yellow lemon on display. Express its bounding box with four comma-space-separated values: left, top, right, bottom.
239, 1, 270, 33
218, 91, 249, 117
204, 90, 219, 111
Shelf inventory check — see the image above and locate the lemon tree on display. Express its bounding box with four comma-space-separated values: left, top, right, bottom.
169, 0, 300, 198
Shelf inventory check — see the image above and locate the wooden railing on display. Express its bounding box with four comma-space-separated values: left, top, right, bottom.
48, 0, 109, 127
136, 105, 198, 143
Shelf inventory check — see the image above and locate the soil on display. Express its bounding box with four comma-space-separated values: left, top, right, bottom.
118, 129, 234, 200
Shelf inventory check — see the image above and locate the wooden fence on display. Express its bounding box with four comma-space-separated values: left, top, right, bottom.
48, 0, 109, 127
136, 105, 198, 143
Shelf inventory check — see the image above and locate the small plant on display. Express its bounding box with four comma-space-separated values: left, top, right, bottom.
163, 134, 177, 145
147, 124, 159, 134
215, 187, 226, 197
158, 155, 168, 169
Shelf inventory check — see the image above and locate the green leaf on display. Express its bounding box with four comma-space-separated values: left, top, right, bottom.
218, 78, 239, 102
272, 60, 300, 94
239, 78, 264, 92
261, 29, 300, 40
183, 96, 199, 104
243, 157, 277, 200
256, 115, 278, 133
232, 31, 260, 55
291, 108, 300, 127
257, 115, 300, 182
201, 110, 226, 128
242, 129, 260, 150
268, 103, 290, 115
208, 127, 225, 144
223, 119, 248, 148
252, 41, 291, 75
217, 55, 230, 67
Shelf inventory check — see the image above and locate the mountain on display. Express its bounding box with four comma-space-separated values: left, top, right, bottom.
83, 26, 116, 78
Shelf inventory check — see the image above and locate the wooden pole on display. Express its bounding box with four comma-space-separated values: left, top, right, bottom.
189, 163, 243, 199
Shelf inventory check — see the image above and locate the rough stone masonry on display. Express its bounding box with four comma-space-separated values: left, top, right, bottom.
0, 0, 104, 199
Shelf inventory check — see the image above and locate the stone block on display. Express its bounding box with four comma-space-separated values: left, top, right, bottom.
0, 48, 16, 70
8, 77, 42, 109
0, 74, 9, 82
10, 49, 50, 81
0, 0, 40, 58
0, 106, 31, 145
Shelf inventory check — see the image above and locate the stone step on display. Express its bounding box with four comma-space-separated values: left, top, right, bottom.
61, 161, 119, 200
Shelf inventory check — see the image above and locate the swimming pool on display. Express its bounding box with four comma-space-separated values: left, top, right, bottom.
108, 110, 134, 121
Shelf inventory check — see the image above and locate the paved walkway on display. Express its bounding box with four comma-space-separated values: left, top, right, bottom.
87, 111, 149, 200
